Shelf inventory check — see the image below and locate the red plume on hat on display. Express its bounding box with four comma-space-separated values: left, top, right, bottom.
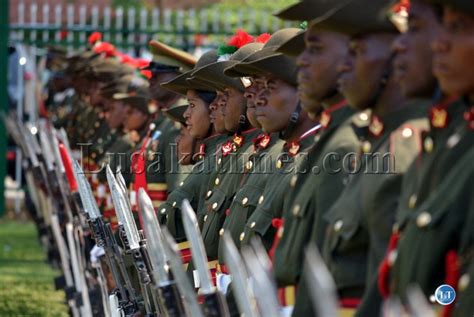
93, 41, 116, 57
255, 33, 271, 44
217, 29, 255, 57
88, 31, 102, 46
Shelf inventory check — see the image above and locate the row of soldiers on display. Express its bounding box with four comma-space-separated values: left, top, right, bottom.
17, 0, 474, 316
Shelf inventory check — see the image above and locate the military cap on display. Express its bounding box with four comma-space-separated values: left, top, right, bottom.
113, 78, 151, 113
438, 0, 474, 17
307, 0, 398, 36
90, 57, 135, 82
161, 50, 224, 95
276, 29, 306, 57
65, 50, 101, 75
148, 40, 197, 72
163, 99, 189, 125
100, 74, 135, 99
191, 42, 266, 92
226, 28, 302, 86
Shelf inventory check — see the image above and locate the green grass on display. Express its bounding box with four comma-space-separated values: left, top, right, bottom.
0, 220, 69, 317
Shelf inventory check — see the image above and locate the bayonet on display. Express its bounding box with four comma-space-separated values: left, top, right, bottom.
303, 244, 339, 317
222, 233, 259, 317
162, 227, 205, 317
139, 188, 187, 317
241, 239, 280, 317
406, 286, 436, 317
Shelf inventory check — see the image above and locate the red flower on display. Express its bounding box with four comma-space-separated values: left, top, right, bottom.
140, 70, 152, 80
88, 31, 102, 46
60, 29, 68, 40
135, 58, 150, 69
227, 29, 254, 49
255, 33, 271, 44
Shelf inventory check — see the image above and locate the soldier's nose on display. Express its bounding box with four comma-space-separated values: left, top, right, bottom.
392, 35, 407, 54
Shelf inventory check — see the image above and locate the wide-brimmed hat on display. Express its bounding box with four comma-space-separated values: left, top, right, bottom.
225, 28, 302, 86
163, 99, 189, 125
113, 78, 151, 114
161, 50, 223, 95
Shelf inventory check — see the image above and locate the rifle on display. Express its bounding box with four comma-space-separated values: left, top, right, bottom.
181, 200, 230, 317
74, 160, 140, 317
138, 188, 187, 317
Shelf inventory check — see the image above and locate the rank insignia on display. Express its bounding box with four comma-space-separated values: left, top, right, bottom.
368, 116, 384, 137
320, 111, 332, 129
464, 106, 474, 130
233, 134, 244, 147
429, 107, 449, 129
253, 133, 271, 151
362, 140, 372, 153
222, 141, 233, 157
288, 142, 301, 157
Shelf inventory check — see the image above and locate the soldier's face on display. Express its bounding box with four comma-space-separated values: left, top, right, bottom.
176, 126, 194, 165
223, 87, 247, 132
184, 90, 212, 139
210, 91, 228, 134
89, 82, 106, 108
432, 7, 474, 97
255, 76, 299, 133
297, 27, 349, 113
105, 100, 127, 130
244, 76, 264, 129
124, 106, 149, 131
337, 34, 395, 110
392, 2, 441, 98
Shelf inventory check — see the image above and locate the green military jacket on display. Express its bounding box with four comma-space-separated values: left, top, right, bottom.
237, 125, 321, 253
273, 105, 358, 292
217, 133, 283, 264
161, 134, 227, 241
390, 99, 474, 300
320, 99, 430, 300
199, 128, 261, 260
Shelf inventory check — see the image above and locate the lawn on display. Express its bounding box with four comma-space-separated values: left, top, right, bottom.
0, 220, 69, 317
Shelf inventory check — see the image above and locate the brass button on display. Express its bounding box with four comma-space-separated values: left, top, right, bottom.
212, 202, 218, 210
314, 134, 320, 142
239, 232, 245, 241
250, 221, 256, 228
458, 274, 470, 292
276, 160, 283, 169
204, 215, 208, 222
215, 178, 220, 186
94, 122, 100, 128
408, 194, 417, 209
424, 136, 434, 153
242, 197, 248, 206
179, 181, 184, 187
160, 208, 166, 214
362, 141, 371, 153
207, 190, 213, 198
359, 112, 369, 121
292, 204, 301, 216
246, 160, 253, 171
218, 158, 222, 165
219, 228, 224, 236
172, 201, 177, 207
290, 175, 298, 188
258, 195, 264, 204
402, 127, 413, 138
416, 211, 432, 228
334, 220, 343, 232
98, 138, 103, 144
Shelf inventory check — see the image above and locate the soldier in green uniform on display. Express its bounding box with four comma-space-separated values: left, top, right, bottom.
379, 0, 474, 315
218, 28, 319, 309
129, 40, 198, 211
158, 50, 226, 265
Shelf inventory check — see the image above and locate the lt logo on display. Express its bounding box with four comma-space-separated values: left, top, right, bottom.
434, 284, 456, 306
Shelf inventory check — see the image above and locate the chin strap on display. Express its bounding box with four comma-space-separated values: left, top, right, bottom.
279, 101, 302, 140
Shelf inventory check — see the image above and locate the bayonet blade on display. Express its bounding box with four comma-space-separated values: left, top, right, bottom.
162, 227, 204, 317
181, 199, 215, 294
222, 233, 259, 317
106, 165, 140, 249
303, 244, 339, 317
138, 188, 170, 286
73, 160, 101, 219
406, 286, 436, 317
